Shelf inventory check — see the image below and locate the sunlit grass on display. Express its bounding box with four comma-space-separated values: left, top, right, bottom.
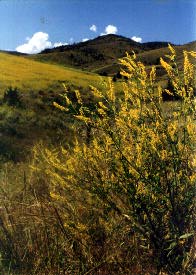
0, 52, 101, 94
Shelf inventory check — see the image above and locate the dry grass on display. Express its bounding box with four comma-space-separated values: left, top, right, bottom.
0, 52, 101, 94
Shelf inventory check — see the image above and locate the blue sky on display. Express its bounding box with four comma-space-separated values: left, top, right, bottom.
0, 0, 195, 53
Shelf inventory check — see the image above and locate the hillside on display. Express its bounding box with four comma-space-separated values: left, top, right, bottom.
2, 35, 195, 90
93, 40, 196, 79
0, 52, 100, 95
0, 37, 195, 162
0, 52, 102, 161
26, 34, 195, 79
27, 34, 171, 72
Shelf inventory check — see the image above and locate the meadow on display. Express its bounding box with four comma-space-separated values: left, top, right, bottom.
0, 49, 127, 162
0, 52, 101, 94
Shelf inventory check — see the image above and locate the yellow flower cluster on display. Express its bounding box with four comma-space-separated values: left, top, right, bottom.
45, 47, 196, 272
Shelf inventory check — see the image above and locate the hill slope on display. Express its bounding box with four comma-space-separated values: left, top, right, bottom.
93, 40, 196, 78
0, 36, 195, 162
28, 34, 171, 72
1, 36, 195, 94
0, 52, 100, 95
26, 34, 195, 78
0, 52, 104, 162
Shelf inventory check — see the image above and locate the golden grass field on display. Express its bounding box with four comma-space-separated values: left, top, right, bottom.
0, 52, 101, 94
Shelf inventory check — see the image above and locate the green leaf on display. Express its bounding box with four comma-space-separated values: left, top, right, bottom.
167, 241, 177, 250
179, 233, 193, 239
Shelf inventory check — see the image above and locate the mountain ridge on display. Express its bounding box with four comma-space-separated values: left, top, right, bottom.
40, 34, 173, 54
25, 34, 178, 74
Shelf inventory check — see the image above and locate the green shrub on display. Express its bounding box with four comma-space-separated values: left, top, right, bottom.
3, 87, 22, 107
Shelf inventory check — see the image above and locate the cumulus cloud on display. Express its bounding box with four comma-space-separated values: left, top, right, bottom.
131, 36, 142, 43
16, 32, 69, 53
16, 32, 52, 54
101, 24, 118, 36
53, 42, 68, 47
90, 24, 97, 32
82, 38, 89, 42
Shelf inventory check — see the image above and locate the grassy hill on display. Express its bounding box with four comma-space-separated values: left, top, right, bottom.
0, 36, 195, 162
2, 35, 194, 96
27, 34, 171, 72
95, 41, 195, 76
0, 52, 100, 95
28, 34, 144, 70
0, 52, 103, 162
26, 34, 195, 80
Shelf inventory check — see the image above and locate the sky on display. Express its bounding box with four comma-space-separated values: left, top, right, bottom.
0, 0, 195, 54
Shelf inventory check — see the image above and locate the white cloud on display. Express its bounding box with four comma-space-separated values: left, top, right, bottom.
101, 24, 118, 36
53, 42, 68, 47
105, 25, 118, 34
131, 36, 142, 43
16, 32, 70, 53
16, 32, 52, 54
69, 37, 74, 44
82, 38, 89, 42
90, 24, 97, 32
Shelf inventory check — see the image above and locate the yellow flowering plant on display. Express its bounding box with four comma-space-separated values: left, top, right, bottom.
38, 45, 196, 274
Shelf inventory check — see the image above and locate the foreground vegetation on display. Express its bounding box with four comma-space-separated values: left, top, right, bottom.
0, 46, 195, 274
